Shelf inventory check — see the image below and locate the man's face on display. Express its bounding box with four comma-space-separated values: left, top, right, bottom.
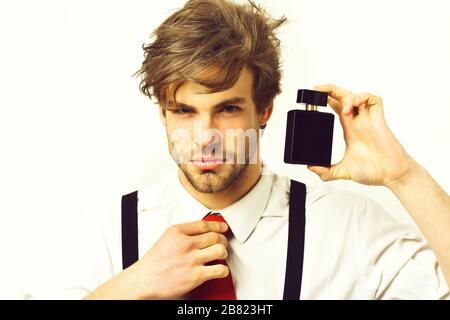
160, 66, 272, 193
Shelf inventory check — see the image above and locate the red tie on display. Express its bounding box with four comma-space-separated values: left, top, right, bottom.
188, 212, 237, 300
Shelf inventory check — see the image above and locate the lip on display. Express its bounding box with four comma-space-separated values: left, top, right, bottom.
191, 158, 224, 170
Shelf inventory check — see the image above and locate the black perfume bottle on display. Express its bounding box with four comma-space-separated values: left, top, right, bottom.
284, 89, 334, 166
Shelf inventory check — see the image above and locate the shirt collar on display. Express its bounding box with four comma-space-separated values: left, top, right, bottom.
170, 167, 274, 244
169, 171, 211, 224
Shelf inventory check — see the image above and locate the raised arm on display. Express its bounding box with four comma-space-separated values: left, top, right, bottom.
307, 83, 450, 287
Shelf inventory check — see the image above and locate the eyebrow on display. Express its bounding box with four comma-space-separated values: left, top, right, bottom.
168, 97, 247, 110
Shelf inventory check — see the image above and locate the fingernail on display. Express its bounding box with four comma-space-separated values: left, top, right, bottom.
344, 107, 351, 115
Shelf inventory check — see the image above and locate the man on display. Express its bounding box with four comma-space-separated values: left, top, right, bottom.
73, 0, 449, 299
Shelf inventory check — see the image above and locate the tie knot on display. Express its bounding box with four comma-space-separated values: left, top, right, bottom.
203, 212, 226, 223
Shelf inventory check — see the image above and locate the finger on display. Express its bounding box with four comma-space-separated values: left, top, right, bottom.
307, 162, 349, 182
199, 264, 229, 283
348, 93, 370, 115
354, 92, 382, 107
196, 244, 228, 264
342, 95, 357, 116
352, 93, 370, 106
341, 95, 366, 116
329, 96, 361, 126
176, 220, 228, 236
314, 83, 353, 105
327, 96, 343, 114
345, 93, 383, 116
193, 232, 228, 249
307, 165, 332, 181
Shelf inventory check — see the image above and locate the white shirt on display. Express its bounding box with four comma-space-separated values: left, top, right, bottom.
25, 165, 450, 299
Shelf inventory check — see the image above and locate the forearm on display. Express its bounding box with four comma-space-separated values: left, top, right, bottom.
386, 160, 450, 287
82, 266, 153, 300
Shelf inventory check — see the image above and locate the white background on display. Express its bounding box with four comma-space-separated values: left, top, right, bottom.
0, 0, 449, 298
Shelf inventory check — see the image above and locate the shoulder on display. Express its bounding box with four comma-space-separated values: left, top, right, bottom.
86, 170, 177, 243
136, 170, 177, 214
270, 170, 396, 225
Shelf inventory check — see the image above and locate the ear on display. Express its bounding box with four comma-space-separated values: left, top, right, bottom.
159, 106, 167, 127
258, 102, 274, 128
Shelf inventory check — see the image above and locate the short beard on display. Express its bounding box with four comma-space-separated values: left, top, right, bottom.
179, 163, 248, 193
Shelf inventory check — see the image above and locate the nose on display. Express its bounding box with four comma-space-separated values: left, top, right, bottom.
193, 118, 222, 157
197, 130, 217, 146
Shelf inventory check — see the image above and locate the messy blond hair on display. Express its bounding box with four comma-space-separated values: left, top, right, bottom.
134, 0, 287, 114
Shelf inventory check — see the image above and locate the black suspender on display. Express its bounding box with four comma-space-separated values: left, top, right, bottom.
121, 179, 307, 299
283, 179, 307, 300
121, 190, 139, 269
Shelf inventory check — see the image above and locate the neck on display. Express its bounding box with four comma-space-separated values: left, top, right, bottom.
178, 163, 263, 210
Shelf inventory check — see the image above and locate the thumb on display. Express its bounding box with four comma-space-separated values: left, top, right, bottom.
307, 163, 346, 182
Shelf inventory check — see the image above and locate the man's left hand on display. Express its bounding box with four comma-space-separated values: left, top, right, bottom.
307, 83, 418, 187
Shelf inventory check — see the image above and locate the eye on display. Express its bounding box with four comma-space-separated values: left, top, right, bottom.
220, 105, 240, 113
168, 107, 194, 115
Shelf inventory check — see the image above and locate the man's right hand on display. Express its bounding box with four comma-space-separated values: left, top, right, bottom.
83, 220, 230, 300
